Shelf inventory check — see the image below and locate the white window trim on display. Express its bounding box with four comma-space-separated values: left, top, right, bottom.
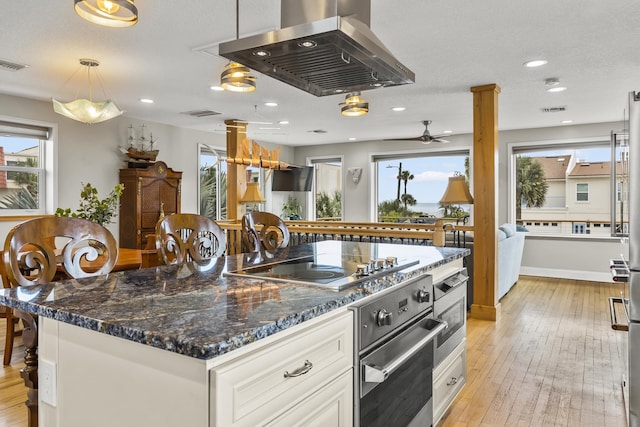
0, 115, 57, 216
575, 182, 589, 202
306, 155, 344, 221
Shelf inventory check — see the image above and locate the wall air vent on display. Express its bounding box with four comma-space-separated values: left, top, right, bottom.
181, 110, 221, 118
541, 106, 567, 113
0, 59, 29, 72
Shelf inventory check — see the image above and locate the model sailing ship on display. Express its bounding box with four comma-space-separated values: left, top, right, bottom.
125, 124, 159, 162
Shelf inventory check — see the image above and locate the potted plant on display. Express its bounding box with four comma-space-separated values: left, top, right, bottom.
281, 195, 302, 220
55, 182, 125, 227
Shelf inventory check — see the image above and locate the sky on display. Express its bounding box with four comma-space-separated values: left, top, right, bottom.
378, 156, 467, 205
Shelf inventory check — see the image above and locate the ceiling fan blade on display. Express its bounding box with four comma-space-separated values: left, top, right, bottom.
432, 138, 450, 143
384, 136, 424, 141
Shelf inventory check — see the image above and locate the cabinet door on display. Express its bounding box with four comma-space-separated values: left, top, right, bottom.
211, 311, 353, 427
266, 370, 353, 427
433, 339, 466, 425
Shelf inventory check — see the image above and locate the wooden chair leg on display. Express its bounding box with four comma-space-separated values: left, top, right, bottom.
3, 309, 15, 366
14, 309, 38, 427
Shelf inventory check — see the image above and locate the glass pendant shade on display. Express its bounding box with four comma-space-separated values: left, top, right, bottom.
74, 0, 138, 27
52, 98, 123, 124
340, 92, 369, 116
220, 62, 256, 92
52, 58, 123, 124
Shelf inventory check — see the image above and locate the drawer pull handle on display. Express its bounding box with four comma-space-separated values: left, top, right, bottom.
284, 360, 313, 378
446, 377, 458, 386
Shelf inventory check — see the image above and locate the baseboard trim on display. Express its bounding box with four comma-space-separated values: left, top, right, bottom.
519, 266, 613, 283
470, 303, 501, 321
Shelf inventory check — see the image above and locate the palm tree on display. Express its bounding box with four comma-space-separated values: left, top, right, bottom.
401, 193, 416, 214
516, 156, 548, 219
400, 170, 414, 196
200, 166, 227, 220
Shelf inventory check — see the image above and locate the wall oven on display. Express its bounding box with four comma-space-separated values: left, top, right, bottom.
433, 269, 468, 367
351, 274, 446, 427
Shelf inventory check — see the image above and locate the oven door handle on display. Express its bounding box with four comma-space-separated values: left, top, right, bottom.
363, 319, 448, 384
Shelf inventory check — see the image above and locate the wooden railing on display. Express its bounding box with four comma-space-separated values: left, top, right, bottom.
217, 219, 474, 255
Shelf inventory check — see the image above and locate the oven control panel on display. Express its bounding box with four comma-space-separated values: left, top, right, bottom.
350, 274, 434, 352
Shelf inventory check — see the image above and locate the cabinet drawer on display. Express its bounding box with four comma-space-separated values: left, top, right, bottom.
433, 339, 466, 425
211, 311, 353, 427
266, 370, 353, 427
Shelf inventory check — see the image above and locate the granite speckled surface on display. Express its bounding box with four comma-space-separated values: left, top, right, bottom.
0, 241, 468, 360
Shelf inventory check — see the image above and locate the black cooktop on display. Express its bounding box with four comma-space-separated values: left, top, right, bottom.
225, 250, 419, 291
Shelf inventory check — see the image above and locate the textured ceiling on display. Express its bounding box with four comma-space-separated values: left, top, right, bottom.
1, 0, 638, 146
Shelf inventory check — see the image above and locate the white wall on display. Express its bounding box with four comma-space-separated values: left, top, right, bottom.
295, 120, 626, 282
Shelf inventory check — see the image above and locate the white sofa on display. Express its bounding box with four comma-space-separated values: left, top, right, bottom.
497, 223, 526, 300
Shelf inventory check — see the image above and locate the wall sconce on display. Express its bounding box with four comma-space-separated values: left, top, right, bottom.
347, 167, 363, 184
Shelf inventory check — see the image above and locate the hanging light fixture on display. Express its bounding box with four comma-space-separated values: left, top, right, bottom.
52, 58, 123, 124
340, 92, 369, 117
220, 61, 257, 92
74, 0, 138, 28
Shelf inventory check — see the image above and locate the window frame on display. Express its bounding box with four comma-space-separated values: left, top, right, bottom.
0, 116, 56, 216
198, 143, 227, 220
306, 155, 344, 221
507, 136, 617, 238
575, 182, 589, 202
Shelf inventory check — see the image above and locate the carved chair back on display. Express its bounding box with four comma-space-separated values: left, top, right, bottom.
155, 213, 226, 265
3, 216, 118, 288
242, 211, 290, 253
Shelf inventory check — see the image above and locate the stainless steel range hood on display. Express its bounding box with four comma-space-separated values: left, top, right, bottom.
218, 0, 415, 97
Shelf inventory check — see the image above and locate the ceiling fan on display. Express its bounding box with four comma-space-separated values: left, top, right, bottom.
389, 120, 450, 144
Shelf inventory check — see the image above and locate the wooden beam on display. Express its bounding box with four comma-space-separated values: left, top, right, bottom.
225, 120, 248, 221
469, 84, 501, 321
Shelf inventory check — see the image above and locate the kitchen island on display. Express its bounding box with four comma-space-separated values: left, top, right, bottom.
0, 240, 468, 427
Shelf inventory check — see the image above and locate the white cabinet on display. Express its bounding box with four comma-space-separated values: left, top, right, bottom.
433, 338, 466, 425
210, 310, 353, 427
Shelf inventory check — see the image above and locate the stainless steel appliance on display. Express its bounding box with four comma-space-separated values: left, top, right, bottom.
628, 90, 640, 427
433, 269, 468, 367
350, 274, 447, 427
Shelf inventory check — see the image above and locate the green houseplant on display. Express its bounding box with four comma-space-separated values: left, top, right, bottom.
55, 182, 125, 227
281, 195, 302, 220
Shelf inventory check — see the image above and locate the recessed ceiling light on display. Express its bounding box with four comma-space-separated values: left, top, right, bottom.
547, 86, 567, 93
561, 120, 573, 124
348, 137, 357, 141
210, 85, 224, 91
278, 120, 289, 125
442, 130, 453, 134
264, 102, 278, 107
139, 98, 154, 104
298, 40, 317, 48
524, 59, 548, 68
253, 50, 270, 57
391, 106, 406, 112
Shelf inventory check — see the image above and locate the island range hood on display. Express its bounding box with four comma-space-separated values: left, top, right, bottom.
218, 0, 415, 97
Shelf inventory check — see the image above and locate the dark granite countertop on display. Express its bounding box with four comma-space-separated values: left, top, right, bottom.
0, 241, 468, 360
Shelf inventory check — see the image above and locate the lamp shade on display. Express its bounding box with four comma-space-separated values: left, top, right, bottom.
439, 175, 474, 205
240, 182, 266, 204
221, 62, 256, 93
340, 92, 369, 117
52, 98, 123, 124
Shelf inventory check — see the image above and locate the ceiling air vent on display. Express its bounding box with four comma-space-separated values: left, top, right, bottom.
0, 59, 29, 72
541, 106, 567, 113
181, 110, 221, 118
308, 129, 328, 134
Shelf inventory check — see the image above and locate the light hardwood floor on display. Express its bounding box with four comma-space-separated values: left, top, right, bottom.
0, 276, 629, 426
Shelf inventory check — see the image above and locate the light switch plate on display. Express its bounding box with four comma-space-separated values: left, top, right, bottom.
40, 359, 57, 407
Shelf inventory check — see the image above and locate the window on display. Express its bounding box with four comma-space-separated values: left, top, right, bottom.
509, 137, 621, 236
373, 151, 470, 223
0, 119, 52, 215
576, 183, 589, 202
309, 157, 342, 221
199, 144, 227, 220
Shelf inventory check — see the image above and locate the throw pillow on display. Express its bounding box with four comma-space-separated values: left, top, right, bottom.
499, 223, 516, 238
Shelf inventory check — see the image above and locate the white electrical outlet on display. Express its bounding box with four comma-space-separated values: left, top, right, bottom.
40, 359, 57, 407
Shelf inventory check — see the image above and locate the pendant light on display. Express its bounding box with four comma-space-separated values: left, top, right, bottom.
74, 0, 138, 28
340, 92, 369, 117
220, 62, 256, 92
220, 0, 256, 92
52, 58, 123, 124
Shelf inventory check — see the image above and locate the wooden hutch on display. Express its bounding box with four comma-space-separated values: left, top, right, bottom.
119, 161, 182, 249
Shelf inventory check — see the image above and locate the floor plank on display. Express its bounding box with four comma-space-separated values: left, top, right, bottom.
439, 276, 627, 427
